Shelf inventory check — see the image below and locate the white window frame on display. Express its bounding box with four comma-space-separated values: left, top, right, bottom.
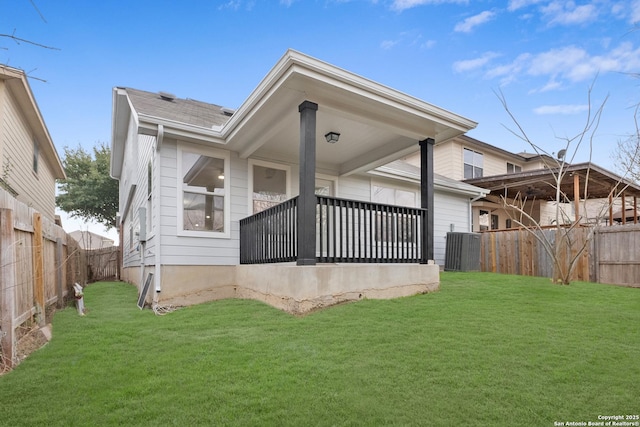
463, 148, 483, 179
177, 144, 230, 239
247, 159, 291, 215
315, 173, 339, 197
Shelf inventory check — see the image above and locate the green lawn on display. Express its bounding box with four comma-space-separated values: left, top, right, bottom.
1, 273, 638, 426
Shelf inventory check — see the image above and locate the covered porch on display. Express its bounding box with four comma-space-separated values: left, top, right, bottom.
224, 51, 477, 268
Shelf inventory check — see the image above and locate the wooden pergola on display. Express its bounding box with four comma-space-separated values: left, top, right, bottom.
464, 162, 640, 225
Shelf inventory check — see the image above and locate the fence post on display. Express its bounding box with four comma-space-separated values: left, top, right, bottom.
33, 213, 45, 326
1, 208, 16, 368
56, 237, 64, 308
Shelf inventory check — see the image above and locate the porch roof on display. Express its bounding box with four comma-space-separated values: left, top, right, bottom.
111, 50, 477, 178
463, 162, 640, 200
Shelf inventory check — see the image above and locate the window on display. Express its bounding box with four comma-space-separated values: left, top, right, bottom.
507, 162, 522, 174
463, 148, 483, 179
506, 219, 513, 229
372, 185, 417, 242
178, 146, 229, 237
479, 209, 489, 231
491, 214, 499, 230
251, 162, 288, 214
33, 140, 39, 174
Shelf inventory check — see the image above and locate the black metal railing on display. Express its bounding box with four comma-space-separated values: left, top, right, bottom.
316, 196, 425, 263
239, 195, 426, 264
240, 197, 298, 264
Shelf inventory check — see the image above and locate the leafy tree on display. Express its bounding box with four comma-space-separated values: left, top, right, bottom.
56, 143, 118, 229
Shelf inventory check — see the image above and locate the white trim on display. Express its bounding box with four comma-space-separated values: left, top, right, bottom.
370, 179, 418, 208
177, 143, 231, 239
247, 159, 291, 215
315, 173, 339, 198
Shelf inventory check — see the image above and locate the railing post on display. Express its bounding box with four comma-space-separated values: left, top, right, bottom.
419, 138, 435, 263
298, 100, 318, 265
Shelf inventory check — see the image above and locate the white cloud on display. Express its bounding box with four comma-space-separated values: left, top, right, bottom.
631, 0, 640, 23
454, 10, 496, 33
422, 39, 437, 49
381, 39, 399, 49
390, 0, 467, 12
507, 0, 544, 12
473, 42, 640, 90
380, 30, 424, 49
533, 104, 589, 115
452, 52, 500, 73
484, 53, 531, 85
541, 1, 598, 25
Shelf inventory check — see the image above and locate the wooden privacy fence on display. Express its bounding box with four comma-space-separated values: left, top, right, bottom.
86, 247, 119, 282
480, 224, 640, 287
0, 190, 119, 369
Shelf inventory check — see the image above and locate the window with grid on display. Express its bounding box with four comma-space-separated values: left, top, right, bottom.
463, 148, 483, 179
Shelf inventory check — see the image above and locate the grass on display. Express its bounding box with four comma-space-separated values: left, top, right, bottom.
0, 273, 639, 426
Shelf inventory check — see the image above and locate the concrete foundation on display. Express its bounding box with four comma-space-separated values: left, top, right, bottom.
122, 263, 440, 315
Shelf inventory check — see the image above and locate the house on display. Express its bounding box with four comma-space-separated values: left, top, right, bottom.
110, 49, 486, 313
464, 162, 640, 228
0, 65, 65, 220
404, 134, 640, 230
68, 230, 115, 250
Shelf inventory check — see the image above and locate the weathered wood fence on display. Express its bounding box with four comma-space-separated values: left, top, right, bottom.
480, 224, 640, 287
1, 190, 119, 370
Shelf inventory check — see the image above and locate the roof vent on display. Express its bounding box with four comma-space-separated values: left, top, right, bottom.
158, 91, 176, 101
221, 107, 235, 116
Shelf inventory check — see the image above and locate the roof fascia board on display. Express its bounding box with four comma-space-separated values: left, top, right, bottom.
137, 114, 226, 145
221, 49, 476, 144
285, 50, 477, 131
368, 168, 489, 197
110, 87, 131, 179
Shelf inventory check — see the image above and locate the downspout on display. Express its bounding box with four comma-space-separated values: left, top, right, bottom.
154, 125, 163, 294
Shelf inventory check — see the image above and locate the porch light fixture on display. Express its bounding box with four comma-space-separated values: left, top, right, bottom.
324, 132, 340, 143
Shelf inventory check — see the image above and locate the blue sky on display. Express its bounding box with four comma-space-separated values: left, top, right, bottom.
2, 0, 640, 241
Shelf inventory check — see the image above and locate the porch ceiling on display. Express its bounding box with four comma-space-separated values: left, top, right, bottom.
223, 50, 477, 176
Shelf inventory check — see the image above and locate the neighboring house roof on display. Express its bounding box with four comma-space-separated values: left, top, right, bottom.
112, 49, 477, 180
0, 65, 65, 180
463, 162, 640, 200
69, 230, 115, 250
371, 160, 490, 198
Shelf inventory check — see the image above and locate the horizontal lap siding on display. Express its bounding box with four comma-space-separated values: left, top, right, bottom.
434, 191, 470, 266
157, 142, 246, 266
2, 88, 57, 220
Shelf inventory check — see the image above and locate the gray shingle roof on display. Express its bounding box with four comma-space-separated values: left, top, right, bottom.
123, 87, 232, 128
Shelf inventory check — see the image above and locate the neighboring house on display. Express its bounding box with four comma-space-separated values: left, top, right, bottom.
403, 134, 640, 231
465, 162, 640, 228
110, 49, 484, 313
69, 230, 115, 250
0, 65, 65, 220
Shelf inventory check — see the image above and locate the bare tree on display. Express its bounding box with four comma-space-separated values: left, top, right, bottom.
495, 83, 634, 285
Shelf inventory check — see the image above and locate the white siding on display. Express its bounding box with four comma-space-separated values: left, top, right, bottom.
434, 191, 471, 266
155, 140, 247, 266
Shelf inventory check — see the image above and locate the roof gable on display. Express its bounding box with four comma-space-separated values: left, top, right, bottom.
0, 65, 65, 179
